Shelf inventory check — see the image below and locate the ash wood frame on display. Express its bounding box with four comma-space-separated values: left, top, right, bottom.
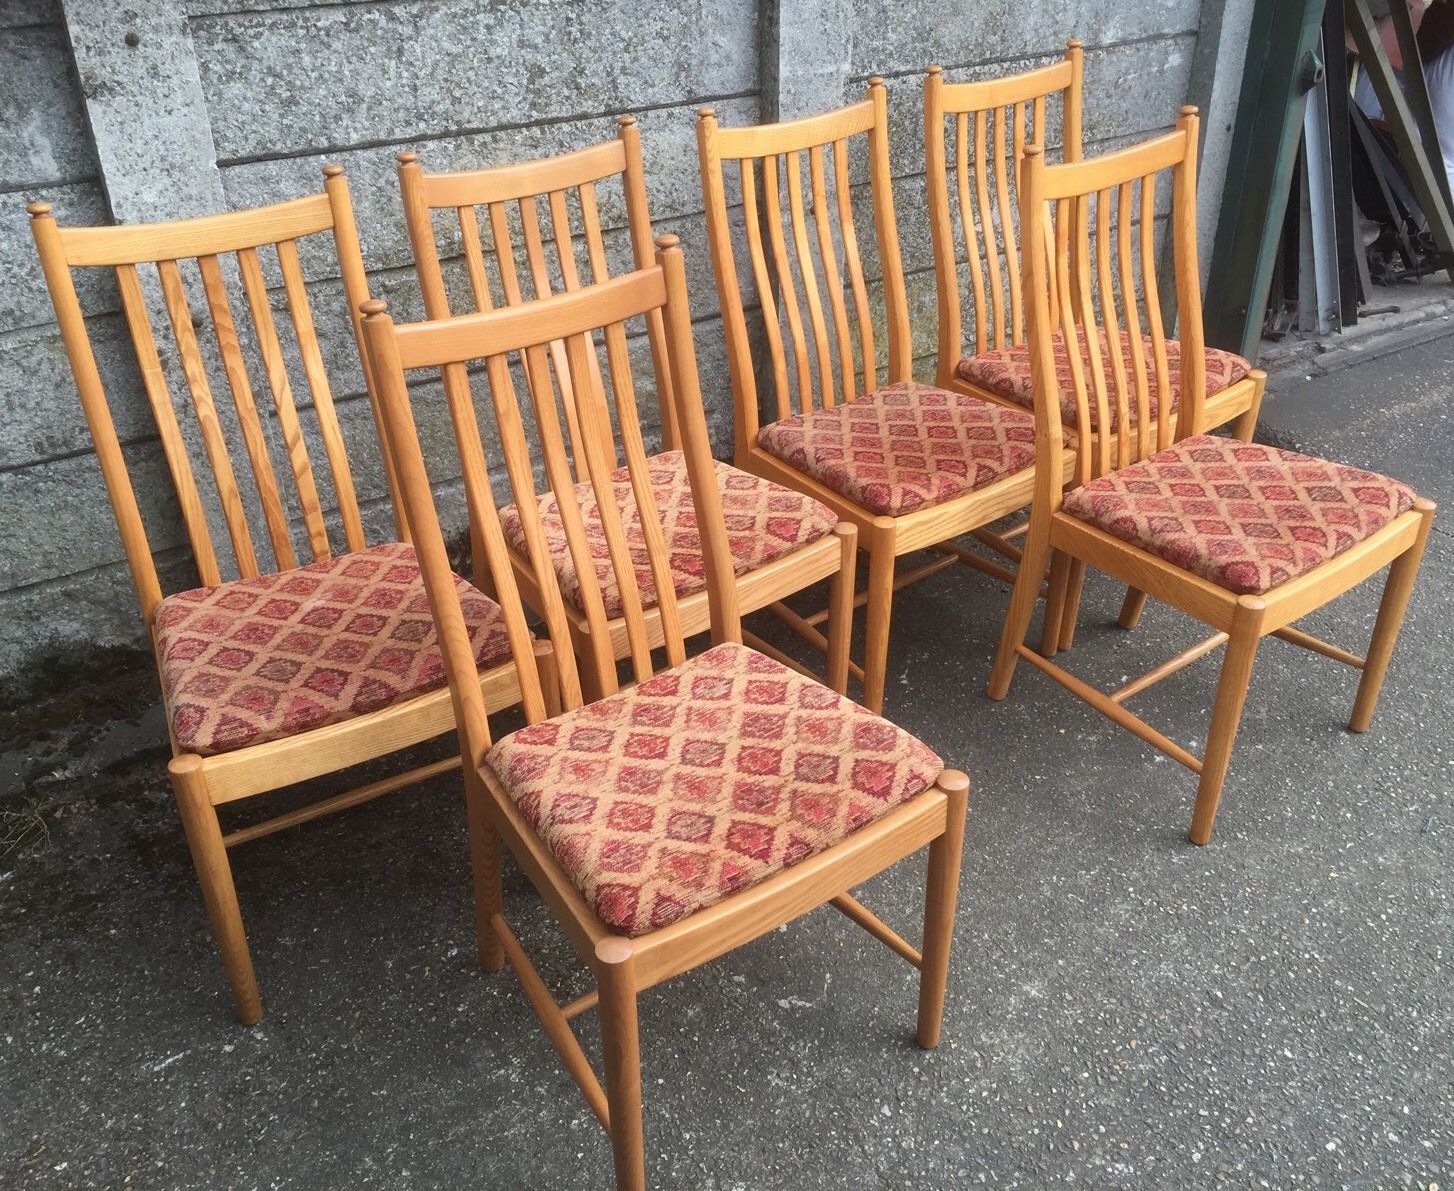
987, 112, 1435, 843
698, 79, 1057, 714
30, 173, 531, 1025
397, 121, 852, 696
924, 46, 1266, 441
361, 238, 970, 1191
926, 58, 1269, 647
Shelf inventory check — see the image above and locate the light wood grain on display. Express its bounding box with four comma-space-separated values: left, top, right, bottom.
990, 113, 1436, 842
365, 235, 969, 1191
30, 173, 520, 1024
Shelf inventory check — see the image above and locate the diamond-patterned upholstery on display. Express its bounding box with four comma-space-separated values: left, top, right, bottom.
1060, 435, 1417, 594
957, 331, 1251, 429
155, 542, 514, 757
485, 642, 943, 937
499, 450, 837, 617
755, 380, 1036, 516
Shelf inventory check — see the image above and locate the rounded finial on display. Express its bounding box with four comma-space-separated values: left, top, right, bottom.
616, 114, 637, 128
654, 233, 681, 251
322, 164, 344, 178
26, 201, 53, 218
1024, 143, 1045, 158
1068, 37, 1084, 50
697, 105, 716, 120
935, 769, 971, 794
1180, 104, 1199, 118
359, 298, 389, 317
396, 150, 418, 165
926, 64, 943, 77
595, 936, 635, 965
868, 75, 885, 88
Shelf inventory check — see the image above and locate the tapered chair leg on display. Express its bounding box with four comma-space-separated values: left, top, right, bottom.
1228, 369, 1267, 442
917, 770, 970, 1049
988, 523, 1053, 700
1056, 558, 1087, 651
470, 522, 497, 599
861, 517, 898, 714
170, 755, 263, 1026
1117, 587, 1148, 630
1188, 595, 1265, 845
533, 640, 563, 719
825, 524, 858, 695
1350, 497, 1436, 732
596, 938, 646, 1191
462, 772, 506, 972
576, 641, 608, 706
1040, 551, 1072, 658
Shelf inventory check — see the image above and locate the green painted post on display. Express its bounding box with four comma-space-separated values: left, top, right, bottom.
1203, 0, 1327, 360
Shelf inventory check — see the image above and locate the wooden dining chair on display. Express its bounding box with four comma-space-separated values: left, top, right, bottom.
926, 58, 1270, 650
29, 171, 535, 1025
925, 47, 1266, 445
988, 111, 1435, 844
697, 79, 1056, 715
396, 119, 852, 696
360, 236, 970, 1191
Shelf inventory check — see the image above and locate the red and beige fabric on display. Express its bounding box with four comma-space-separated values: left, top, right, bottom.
957, 331, 1251, 429
499, 450, 837, 617
1060, 435, 1417, 595
485, 642, 943, 937
755, 380, 1037, 516
154, 542, 513, 757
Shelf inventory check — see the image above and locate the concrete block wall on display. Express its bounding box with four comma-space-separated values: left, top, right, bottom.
0, 0, 1221, 712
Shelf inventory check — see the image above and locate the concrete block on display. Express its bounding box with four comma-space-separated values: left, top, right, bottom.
0, 563, 153, 695
0, 445, 188, 590
1, 2, 60, 28
845, 0, 1202, 78
61, 0, 226, 222
0, 315, 156, 471
1, 181, 113, 336
0, 24, 99, 190
192, 0, 758, 161
762, 0, 854, 120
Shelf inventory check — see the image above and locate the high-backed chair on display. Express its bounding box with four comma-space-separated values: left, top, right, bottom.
988, 111, 1434, 843
29, 173, 533, 1024
360, 237, 970, 1191
698, 79, 1054, 714
925, 47, 1266, 444
397, 119, 852, 697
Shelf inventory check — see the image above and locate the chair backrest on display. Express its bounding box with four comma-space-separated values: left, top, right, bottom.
925, 42, 1084, 371
697, 80, 910, 455
1019, 108, 1204, 507
396, 117, 678, 456
30, 171, 387, 626
361, 237, 737, 755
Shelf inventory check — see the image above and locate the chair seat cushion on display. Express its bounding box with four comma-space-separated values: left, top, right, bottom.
1060, 434, 1417, 594
485, 642, 943, 937
499, 450, 837, 617
755, 380, 1036, 515
155, 542, 513, 757
957, 331, 1251, 429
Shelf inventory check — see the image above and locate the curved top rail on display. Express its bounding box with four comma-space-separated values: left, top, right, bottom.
41, 191, 336, 267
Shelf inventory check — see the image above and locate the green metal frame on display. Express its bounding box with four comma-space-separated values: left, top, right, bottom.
1203, 0, 1327, 359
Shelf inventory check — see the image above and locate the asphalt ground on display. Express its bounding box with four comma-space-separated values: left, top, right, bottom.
2, 330, 1451, 1189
